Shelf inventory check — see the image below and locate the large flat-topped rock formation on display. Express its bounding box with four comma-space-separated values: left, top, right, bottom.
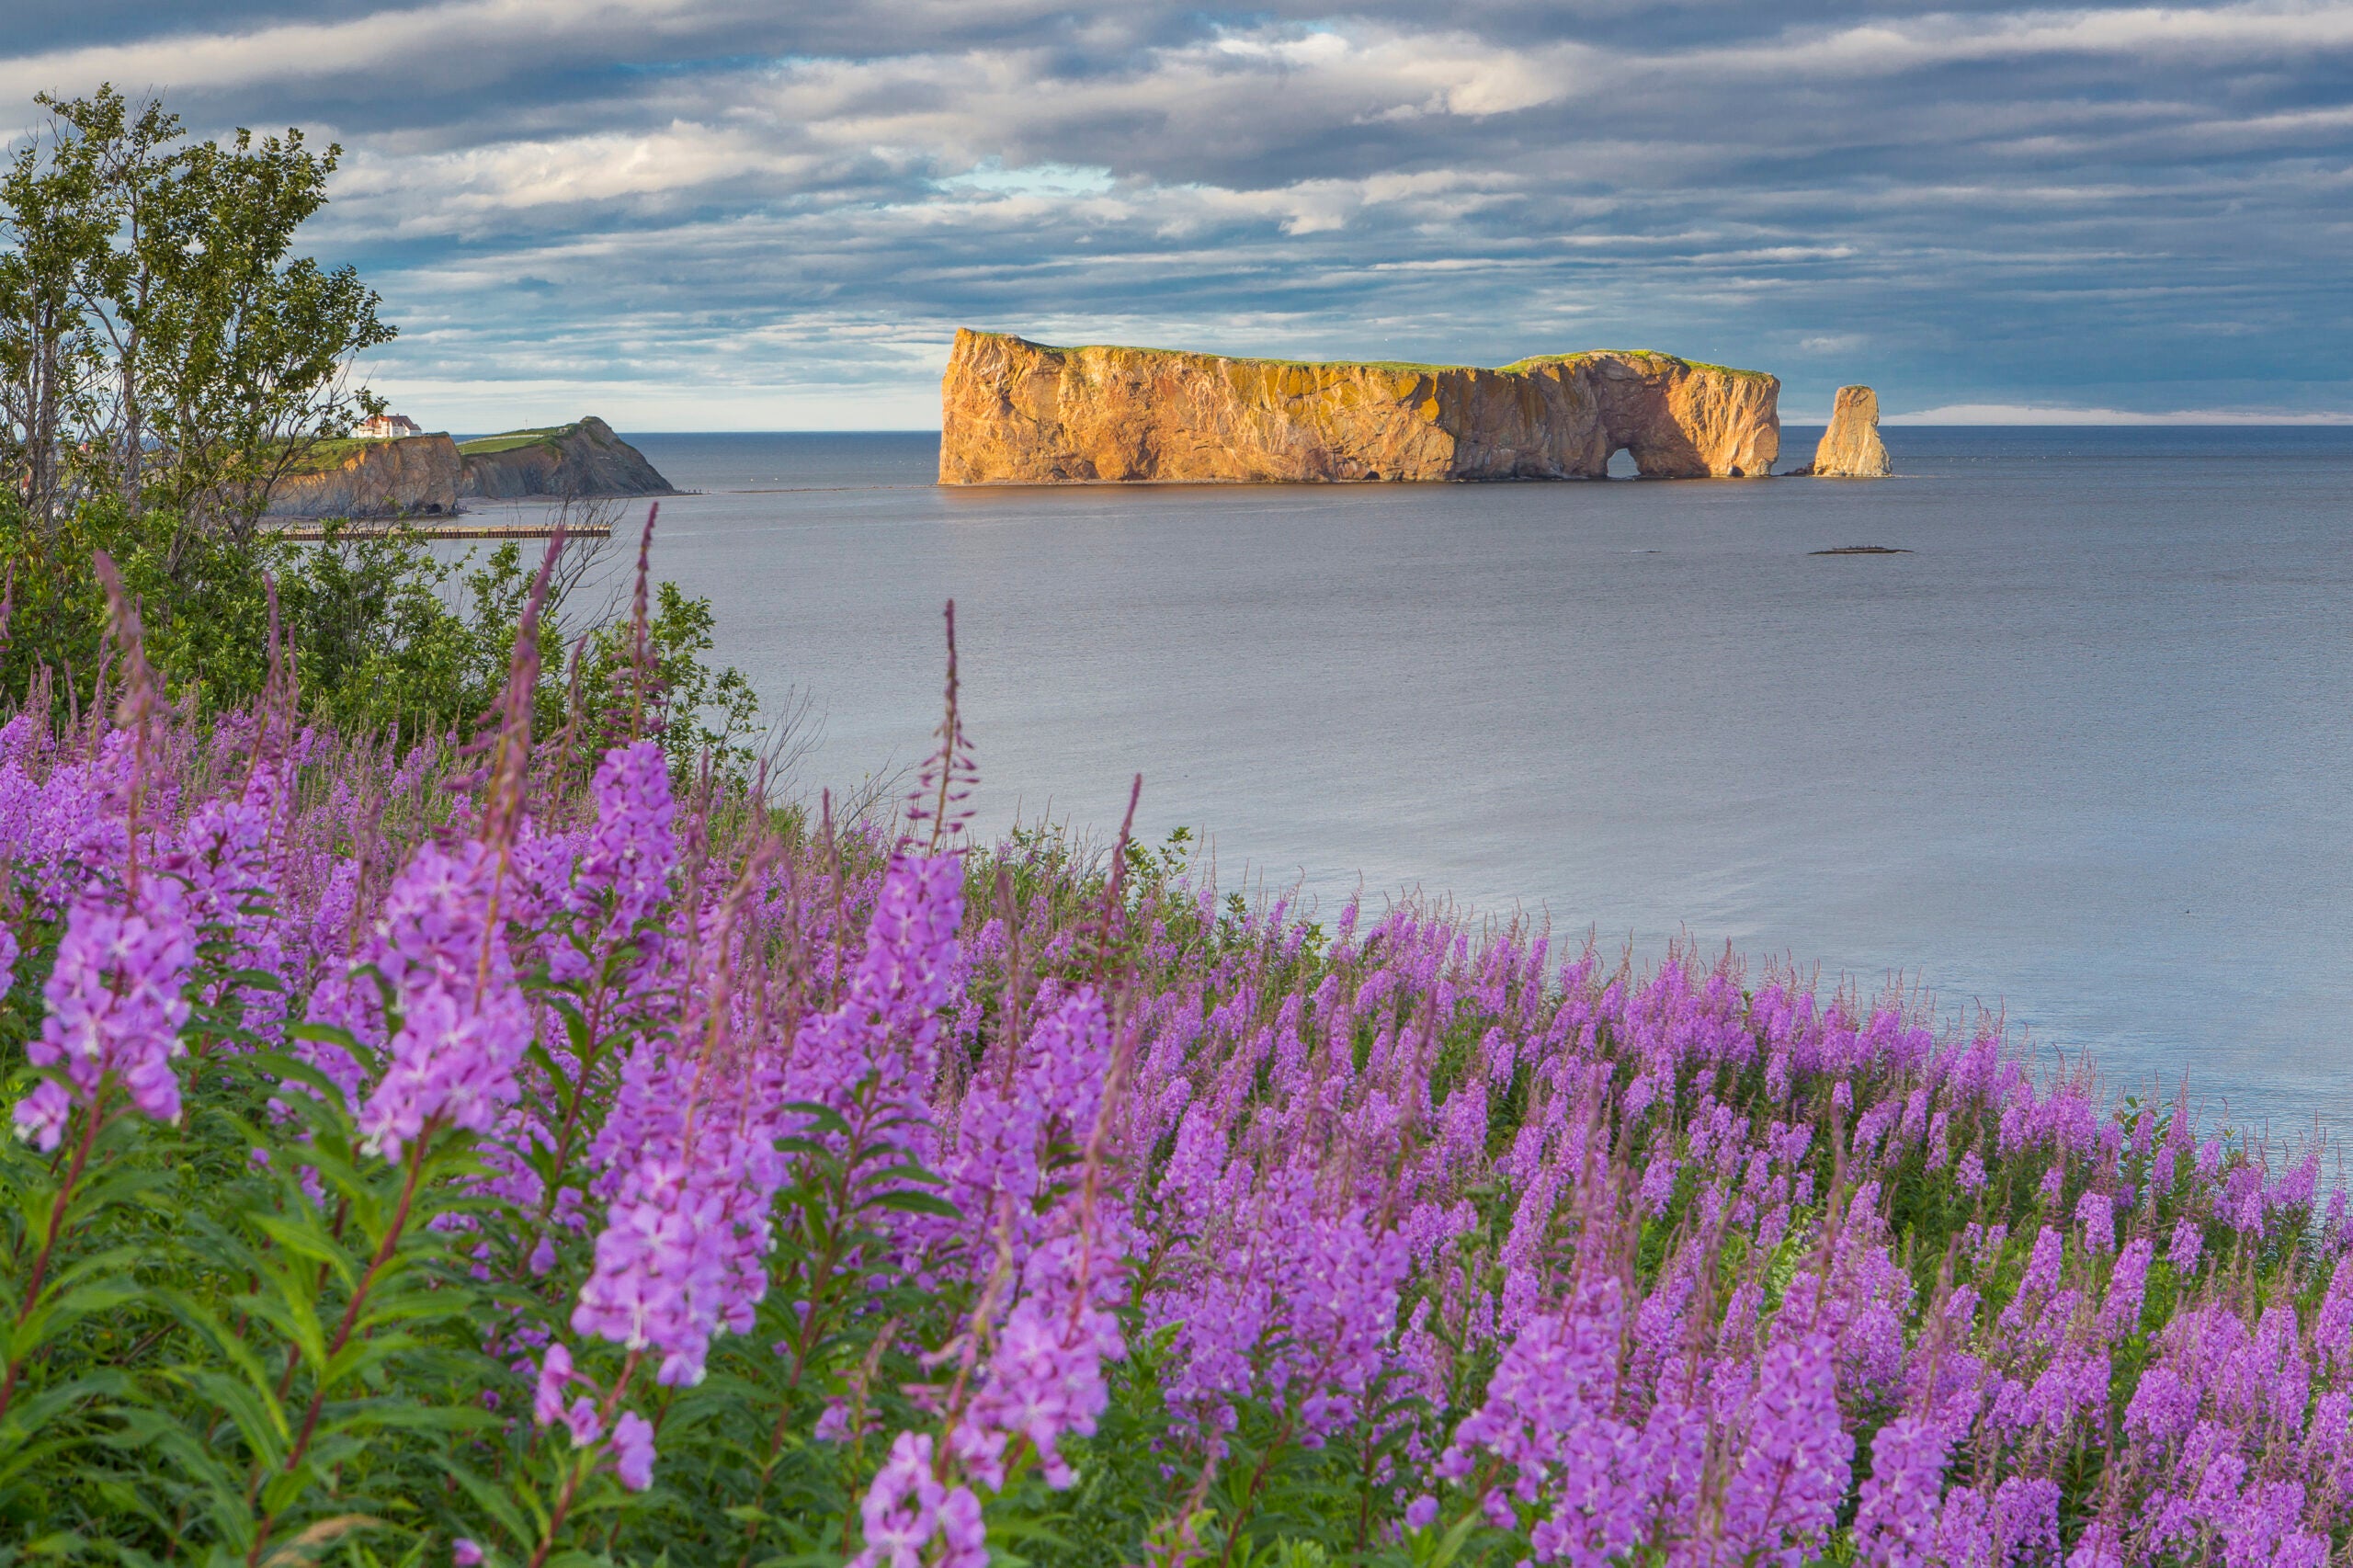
938, 329, 1780, 483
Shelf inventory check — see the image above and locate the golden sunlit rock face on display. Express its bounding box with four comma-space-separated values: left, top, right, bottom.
938, 329, 1781, 483
1807, 385, 1893, 478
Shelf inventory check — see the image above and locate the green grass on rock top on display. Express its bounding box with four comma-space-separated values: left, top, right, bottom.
459, 423, 579, 456
966, 330, 1773, 381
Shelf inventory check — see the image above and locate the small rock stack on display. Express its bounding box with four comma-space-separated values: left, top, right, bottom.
1801, 385, 1893, 478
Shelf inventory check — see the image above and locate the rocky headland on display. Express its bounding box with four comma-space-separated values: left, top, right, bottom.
459, 416, 676, 500
1795, 386, 1893, 478
938, 329, 1781, 483
266, 433, 461, 517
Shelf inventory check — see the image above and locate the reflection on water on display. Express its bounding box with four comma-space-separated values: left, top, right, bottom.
549, 426, 2353, 1139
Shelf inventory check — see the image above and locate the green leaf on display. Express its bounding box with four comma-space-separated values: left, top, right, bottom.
438, 1456, 538, 1549
318, 1398, 496, 1437
256, 1457, 318, 1519
161, 1290, 284, 1397
779, 1101, 853, 1137
182, 1365, 294, 1466
251, 1210, 356, 1280
858, 1164, 948, 1187
1424, 1507, 1483, 1568
866, 1189, 961, 1219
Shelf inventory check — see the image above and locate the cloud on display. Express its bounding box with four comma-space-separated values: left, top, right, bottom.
6, 0, 2349, 424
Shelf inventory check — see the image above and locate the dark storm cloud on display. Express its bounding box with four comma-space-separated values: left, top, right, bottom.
6, 1, 2349, 424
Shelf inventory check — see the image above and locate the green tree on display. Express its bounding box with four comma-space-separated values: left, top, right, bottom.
0, 99, 112, 524
0, 85, 393, 547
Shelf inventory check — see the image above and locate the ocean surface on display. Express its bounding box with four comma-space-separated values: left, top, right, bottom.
472, 426, 2353, 1141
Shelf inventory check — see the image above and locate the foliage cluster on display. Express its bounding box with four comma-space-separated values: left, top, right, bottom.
0, 566, 2347, 1568
0, 499, 758, 777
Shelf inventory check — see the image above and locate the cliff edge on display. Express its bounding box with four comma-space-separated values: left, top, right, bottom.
938, 330, 1779, 483
266, 433, 461, 517
459, 416, 676, 500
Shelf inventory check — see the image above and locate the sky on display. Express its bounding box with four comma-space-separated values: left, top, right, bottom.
4, 1, 2350, 428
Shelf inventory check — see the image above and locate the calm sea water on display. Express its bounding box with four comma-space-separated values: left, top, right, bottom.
483, 427, 2353, 1138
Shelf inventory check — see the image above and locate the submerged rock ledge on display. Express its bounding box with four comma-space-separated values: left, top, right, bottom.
939, 329, 1782, 483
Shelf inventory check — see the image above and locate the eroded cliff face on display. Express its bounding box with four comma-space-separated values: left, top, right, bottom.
1804, 385, 1893, 478
459, 416, 676, 500
266, 434, 461, 517
938, 330, 1779, 483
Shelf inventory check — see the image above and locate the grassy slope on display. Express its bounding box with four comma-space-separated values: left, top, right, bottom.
459, 425, 576, 456
279, 433, 449, 476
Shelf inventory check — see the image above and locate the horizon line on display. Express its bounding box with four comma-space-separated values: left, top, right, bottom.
446, 415, 2353, 436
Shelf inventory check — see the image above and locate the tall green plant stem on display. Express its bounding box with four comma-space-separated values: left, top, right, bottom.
243, 1132, 430, 1567
521, 980, 616, 1261
731, 1093, 887, 1568
0, 1089, 112, 1426
528, 1348, 642, 1568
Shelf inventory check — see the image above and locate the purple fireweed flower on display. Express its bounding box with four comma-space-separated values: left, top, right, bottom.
942, 985, 1112, 1267
2170, 1216, 2204, 1273
452, 1540, 483, 1567
953, 1172, 1131, 1490
563, 1395, 602, 1447
10, 1080, 70, 1152
327, 839, 531, 1161
855, 1431, 986, 1568
2101, 1237, 2153, 1340
573, 740, 676, 927
1405, 1496, 1439, 1530
2315, 1255, 2353, 1374
1853, 1415, 1949, 1568
2223, 1163, 2268, 1235
2076, 1189, 2115, 1252
1990, 1476, 2061, 1565
788, 852, 964, 1118
533, 1343, 575, 1426
542, 740, 678, 986
168, 778, 293, 1040
2001, 1227, 2065, 1330
2124, 1362, 2199, 1445
953, 1285, 1120, 1488
1435, 1276, 1668, 1563
13, 871, 195, 1149
574, 820, 815, 1390
360, 981, 530, 1160
611, 1410, 655, 1491
572, 1131, 777, 1387
1283, 1210, 1408, 1441
1932, 1486, 1993, 1567
1720, 1330, 1854, 1568
2065, 1516, 2123, 1568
